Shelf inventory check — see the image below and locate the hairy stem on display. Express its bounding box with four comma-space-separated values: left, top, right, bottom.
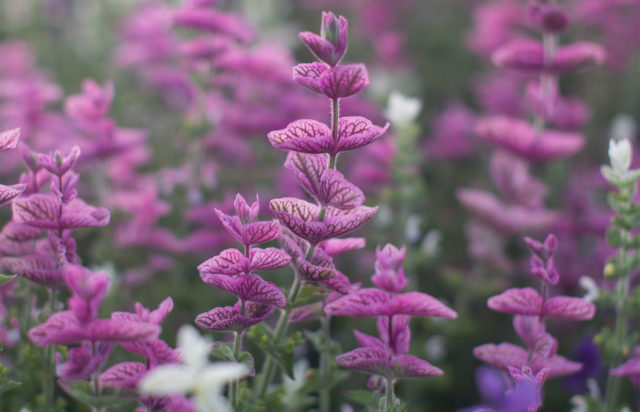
330, 98, 340, 169
319, 314, 331, 412
385, 377, 395, 411
255, 269, 304, 400
231, 330, 244, 409
44, 288, 58, 410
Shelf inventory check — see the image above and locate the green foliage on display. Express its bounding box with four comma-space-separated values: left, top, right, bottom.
247, 324, 303, 379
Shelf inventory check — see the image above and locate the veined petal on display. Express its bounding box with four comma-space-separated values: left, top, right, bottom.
473, 343, 529, 370
541, 296, 595, 321
390, 292, 457, 318
337, 116, 389, 153
390, 354, 444, 378
204, 273, 286, 306
487, 288, 543, 316
241, 220, 281, 246
319, 64, 369, 98
319, 169, 364, 209
0, 128, 20, 152
268, 119, 333, 154
293, 62, 328, 95
285, 152, 328, 200
100, 362, 147, 389
0, 184, 26, 206
336, 347, 388, 375
12, 194, 60, 229
325, 288, 389, 317
198, 248, 248, 276
249, 247, 291, 271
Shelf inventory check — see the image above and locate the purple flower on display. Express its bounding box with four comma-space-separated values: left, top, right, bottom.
293, 63, 370, 99
299, 12, 348, 66
476, 116, 585, 163
268, 117, 389, 157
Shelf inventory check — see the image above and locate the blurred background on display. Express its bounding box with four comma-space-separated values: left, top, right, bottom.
0, 0, 638, 410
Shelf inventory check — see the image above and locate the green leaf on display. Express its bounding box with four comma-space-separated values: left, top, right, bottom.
247, 324, 295, 378
61, 381, 135, 409
344, 389, 375, 406
211, 342, 235, 361
606, 228, 625, 248
0, 364, 21, 395
238, 351, 255, 376
290, 285, 326, 309
0, 274, 17, 286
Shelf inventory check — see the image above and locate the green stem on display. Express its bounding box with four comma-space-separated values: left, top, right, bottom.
330, 98, 340, 169
44, 288, 58, 410
231, 330, 244, 409
385, 377, 394, 411
90, 341, 105, 412
603, 186, 632, 412
255, 271, 304, 400
319, 314, 331, 412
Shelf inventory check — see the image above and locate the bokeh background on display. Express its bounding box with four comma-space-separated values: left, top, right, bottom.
0, 0, 638, 410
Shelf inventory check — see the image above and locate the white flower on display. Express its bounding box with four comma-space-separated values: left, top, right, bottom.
608, 138, 632, 172
569, 395, 587, 412
385, 92, 421, 127
610, 114, 636, 143
404, 214, 422, 243
139, 325, 248, 412
579, 276, 599, 303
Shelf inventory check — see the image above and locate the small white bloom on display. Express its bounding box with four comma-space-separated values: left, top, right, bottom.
421, 230, 441, 258
579, 276, 599, 303
404, 214, 422, 243
608, 138, 632, 172
385, 92, 422, 127
610, 114, 636, 143
569, 395, 587, 412
139, 325, 248, 412
424, 335, 446, 362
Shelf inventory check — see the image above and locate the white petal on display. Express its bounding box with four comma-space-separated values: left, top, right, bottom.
138, 365, 196, 395
199, 362, 248, 388
177, 324, 211, 368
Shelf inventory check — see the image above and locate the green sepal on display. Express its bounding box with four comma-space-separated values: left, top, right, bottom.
0, 274, 17, 286
61, 381, 136, 409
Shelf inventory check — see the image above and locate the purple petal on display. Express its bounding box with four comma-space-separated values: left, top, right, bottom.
541, 296, 595, 321
58, 342, 113, 381
336, 347, 388, 375
319, 64, 369, 98
292, 62, 328, 95
325, 288, 390, 317
0, 222, 43, 242
268, 119, 333, 154
0, 184, 26, 206
0, 128, 20, 152
473, 343, 529, 370
492, 40, 545, 73
199, 248, 249, 276
100, 362, 147, 389
0, 255, 63, 286
513, 316, 556, 357
610, 358, 640, 387
299, 32, 339, 66
322, 205, 378, 240
321, 237, 365, 256
377, 315, 411, 354
552, 42, 605, 73
337, 117, 390, 153
390, 292, 457, 318
390, 354, 444, 378
241, 220, 281, 246
195, 302, 273, 331
60, 199, 110, 229
477, 116, 584, 163
353, 330, 385, 349
487, 288, 543, 316
324, 271, 353, 294
285, 152, 328, 200
297, 256, 336, 281
250, 247, 291, 271
319, 169, 364, 209
203, 273, 286, 306
12, 194, 60, 229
